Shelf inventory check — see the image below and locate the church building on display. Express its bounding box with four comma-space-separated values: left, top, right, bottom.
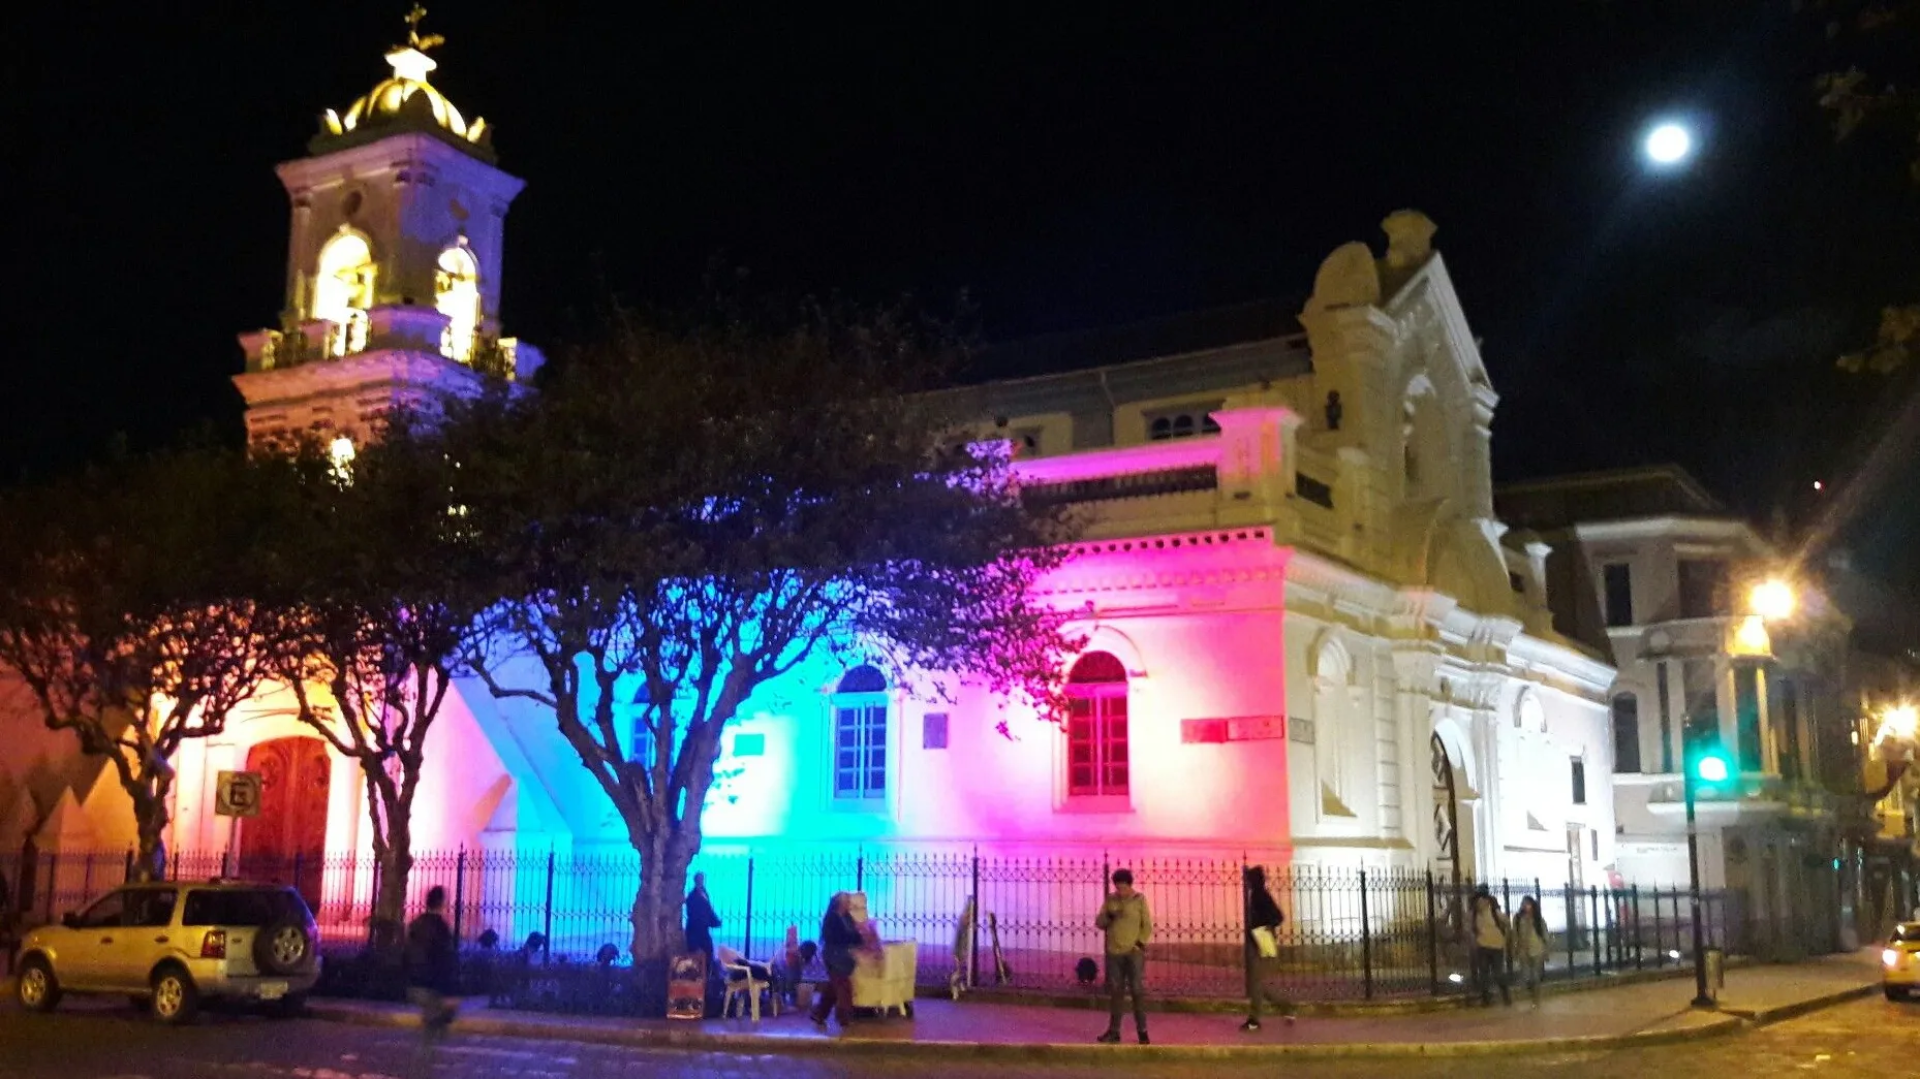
2, 33, 1619, 949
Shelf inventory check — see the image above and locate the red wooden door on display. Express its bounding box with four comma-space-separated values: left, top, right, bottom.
239, 738, 330, 909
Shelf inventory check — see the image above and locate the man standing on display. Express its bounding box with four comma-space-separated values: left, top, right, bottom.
683, 872, 721, 961
1094, 868, 1152, 1044
405, 886, 461, 1053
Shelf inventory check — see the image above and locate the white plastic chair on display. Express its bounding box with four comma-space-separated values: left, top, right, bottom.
717, 946, 778, 1020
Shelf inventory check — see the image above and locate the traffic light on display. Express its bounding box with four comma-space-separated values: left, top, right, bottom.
1689, 739, 1737, 794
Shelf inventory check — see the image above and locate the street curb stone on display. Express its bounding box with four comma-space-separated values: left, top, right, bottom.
305, 999, 1748, 1060
1717, 982, 1881, 1026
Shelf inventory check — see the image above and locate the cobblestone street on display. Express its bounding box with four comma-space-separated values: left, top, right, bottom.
2, 996, 1915, 1079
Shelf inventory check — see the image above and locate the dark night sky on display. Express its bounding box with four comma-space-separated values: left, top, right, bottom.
10, 3, 1919, 575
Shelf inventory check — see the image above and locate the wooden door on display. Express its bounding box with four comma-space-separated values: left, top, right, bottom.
239, 738, 330, 910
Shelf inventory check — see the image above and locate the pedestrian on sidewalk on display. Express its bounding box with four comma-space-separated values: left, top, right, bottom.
1241, 865, 1294, 1031
1469, 886, 1512, 1007
1095, 868, 1153, 1045
809, 893, 863, 1029
683, 872, 721, 962
1511, 895, 1550, 1008
405, 886, 461, 1060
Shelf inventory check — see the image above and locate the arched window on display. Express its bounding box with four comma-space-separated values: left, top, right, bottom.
832, 665, 889, 800
435, 244, 481, 362
313, 229, 375, 357
1611, 693, 1642, 774
1312, 638, 1354, 814
1067, 652, 1129, 797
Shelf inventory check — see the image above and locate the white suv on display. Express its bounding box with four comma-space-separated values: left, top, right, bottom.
14, 880, 321, 1023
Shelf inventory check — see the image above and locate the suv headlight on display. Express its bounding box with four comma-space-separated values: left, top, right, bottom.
1886, 948, 1902, 967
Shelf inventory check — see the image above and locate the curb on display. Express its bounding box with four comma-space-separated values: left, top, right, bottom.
1717, 982, 1881, 1026
306, 1000, 1745, 1060
952, 958, 1750, 1018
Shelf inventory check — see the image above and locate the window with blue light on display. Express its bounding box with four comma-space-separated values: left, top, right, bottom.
833, 665, 889, 800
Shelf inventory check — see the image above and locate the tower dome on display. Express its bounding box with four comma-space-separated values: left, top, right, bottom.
310, 7, 494, 162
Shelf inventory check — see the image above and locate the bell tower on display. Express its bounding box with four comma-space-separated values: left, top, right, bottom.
234, 6, 541, 448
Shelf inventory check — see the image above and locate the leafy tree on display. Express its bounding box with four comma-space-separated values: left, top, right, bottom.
452, 302, 1079, 968
1810, 0, 1920, 371
257, 417, 495, 947
0, 448, 299, 878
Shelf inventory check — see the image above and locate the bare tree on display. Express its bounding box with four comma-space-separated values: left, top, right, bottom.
258, 417, 495, 946
0, 448, 298, 877
451, 302, 1078, 970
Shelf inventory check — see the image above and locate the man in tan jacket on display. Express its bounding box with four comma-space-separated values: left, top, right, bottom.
1095, 868, 1153, 1044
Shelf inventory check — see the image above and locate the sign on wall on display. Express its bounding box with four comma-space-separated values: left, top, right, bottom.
1180, 716, 1288, 744
214, 770, 263, 818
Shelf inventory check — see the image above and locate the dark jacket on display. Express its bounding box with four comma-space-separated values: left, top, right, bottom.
406, 910, 459, 993
684, 888, 721, 955
819, 908, 864, 978
1246, 883, 1283, 950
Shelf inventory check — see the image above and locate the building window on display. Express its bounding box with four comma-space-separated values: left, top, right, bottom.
628, 683, 656, 766
922, 712, 949, 750
435, 244, 481, 362
1678, 559, 1729, 619
731, 733, 765, 758
832, 665, 890, 800
1066, 652, 1129, 798
1145, 403, 1222, 442
1296, 473, 1335, 508
1611, 694, 1642, 774
1509, 570, 1526, 594
1570, 757, 1587, 805
313, 228, 375, 357
1603, 563, 1634, 627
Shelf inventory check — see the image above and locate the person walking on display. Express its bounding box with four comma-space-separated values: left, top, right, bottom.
1511, 895, 1550, 1008
808, 893, 864, 1029
683, 872, 721, 962
1469, 886, 1512, 1007
1095, 868, 1153, 1045
1240, 865, 1294, 1030
405, 886, 461, 1066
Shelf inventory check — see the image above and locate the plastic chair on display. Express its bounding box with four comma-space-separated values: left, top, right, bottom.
717, 946, 778, 1020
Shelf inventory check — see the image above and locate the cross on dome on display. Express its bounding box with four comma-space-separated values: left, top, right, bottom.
311, 4, 494, 162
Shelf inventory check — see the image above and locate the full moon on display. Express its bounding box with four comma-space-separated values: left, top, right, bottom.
1644, 122, 1692, 165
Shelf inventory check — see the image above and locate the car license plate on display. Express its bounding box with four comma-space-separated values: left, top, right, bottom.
258, 982, 288, 1001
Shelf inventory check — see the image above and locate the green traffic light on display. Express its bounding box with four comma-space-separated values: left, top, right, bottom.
1696, 754, 1730, 784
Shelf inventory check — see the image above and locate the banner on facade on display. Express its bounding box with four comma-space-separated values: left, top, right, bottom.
215, 770, 263, 818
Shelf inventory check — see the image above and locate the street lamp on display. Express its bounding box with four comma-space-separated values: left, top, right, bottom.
1682, 576, 1797, 1008
1683, 734, 1737, 1007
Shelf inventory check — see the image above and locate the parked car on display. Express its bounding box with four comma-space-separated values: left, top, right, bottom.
1885, 921, 1920, 1001
13, 880, 321, 1023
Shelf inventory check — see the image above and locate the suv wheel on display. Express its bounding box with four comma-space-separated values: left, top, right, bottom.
150, 965, 200, 1025
254, 918, 314, 975
16, 957, 61, 1012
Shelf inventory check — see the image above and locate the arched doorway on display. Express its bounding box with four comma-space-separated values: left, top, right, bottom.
239, 737, 330, 910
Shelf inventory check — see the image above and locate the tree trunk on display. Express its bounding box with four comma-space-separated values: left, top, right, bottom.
370, 829, 415, 953
131, 778, 172, 882
629, 829, 690, 965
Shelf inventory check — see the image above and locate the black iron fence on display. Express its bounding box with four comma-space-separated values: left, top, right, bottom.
0, 845, 1747, 1003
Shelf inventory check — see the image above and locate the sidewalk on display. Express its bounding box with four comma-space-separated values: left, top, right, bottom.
307, 949, 1885, 1061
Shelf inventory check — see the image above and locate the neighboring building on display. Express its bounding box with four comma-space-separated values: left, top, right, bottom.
1497, 466, 1857, 958
4, 35, 1620, 944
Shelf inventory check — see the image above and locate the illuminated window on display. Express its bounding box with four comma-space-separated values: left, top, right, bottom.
313, 229, 375, 357
832, 666, 889, 800
435, 244, 481, 362
328, 436, 356, 483
1066, 652, 1129, 797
